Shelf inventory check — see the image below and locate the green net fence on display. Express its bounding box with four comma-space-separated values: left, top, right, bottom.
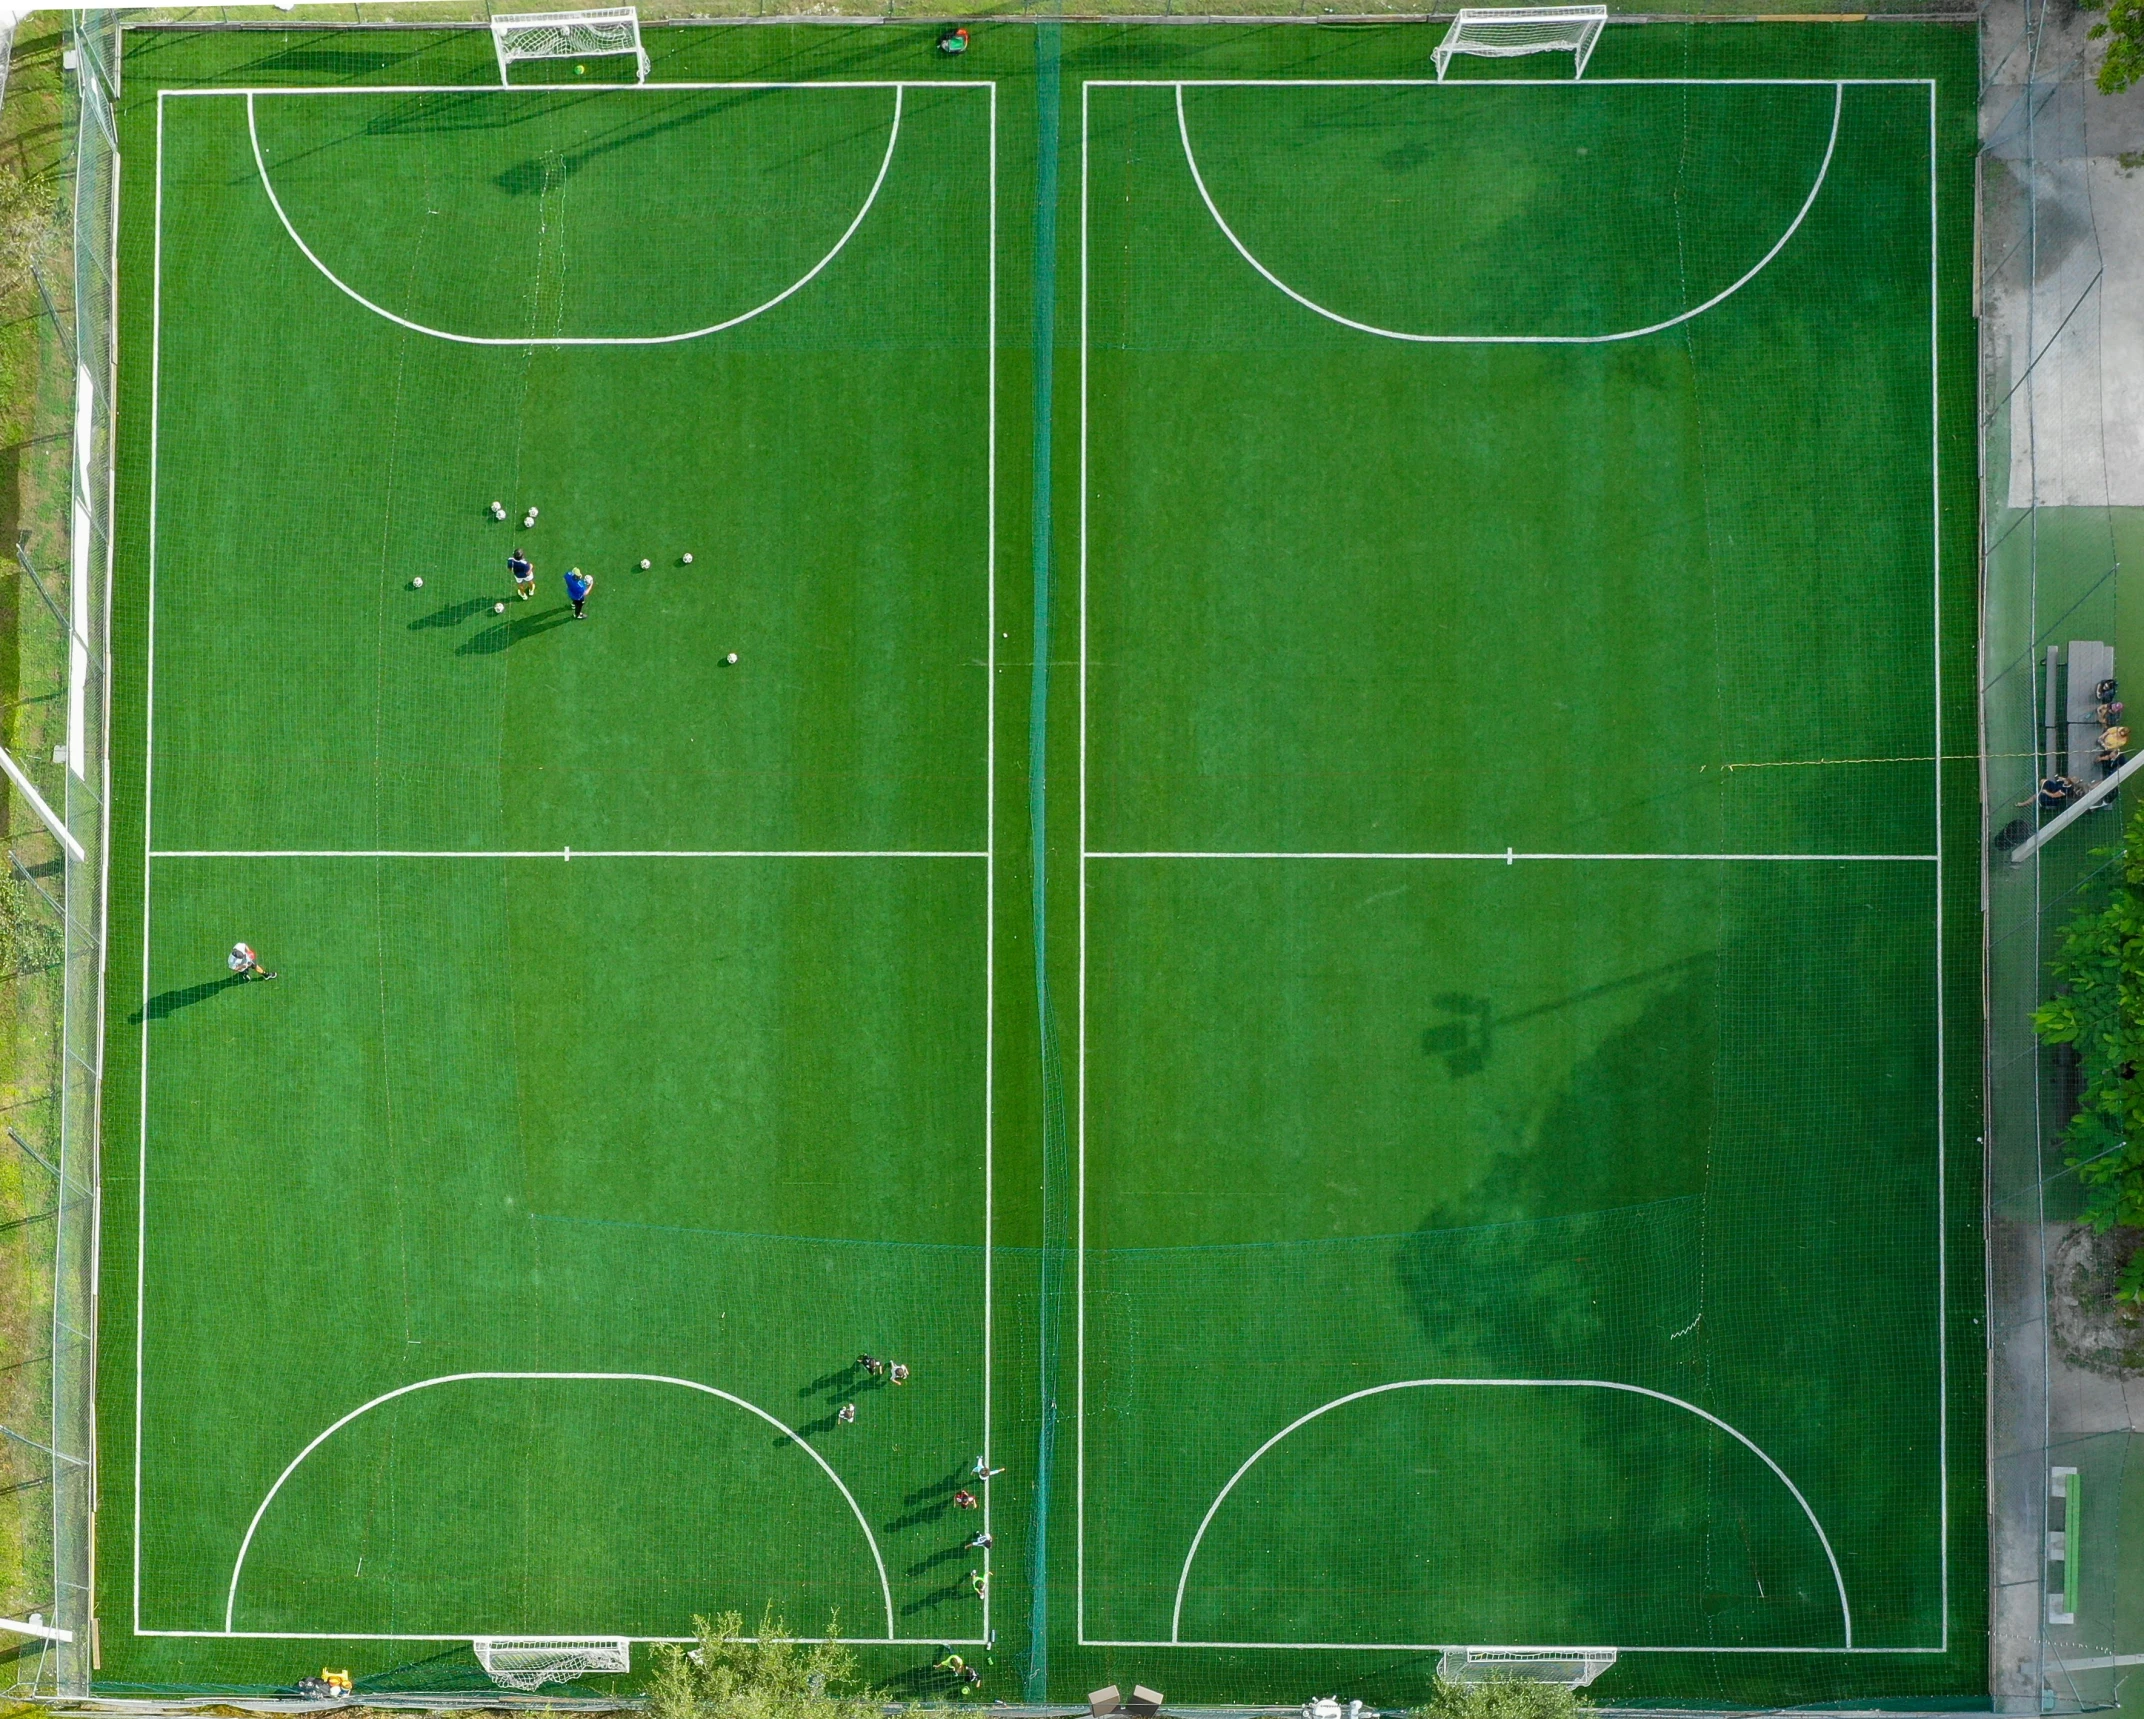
1982, 0, 2144, 1705
0, 7, 116, 1698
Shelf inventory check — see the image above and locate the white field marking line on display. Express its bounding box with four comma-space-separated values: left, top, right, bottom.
1087, 76, 1933, 87
143, 1632, 990, 1644
1926, 76, 1947, 1653
1169, 1379, 1852, 1649
980, 76, 998, 1632
1173, 80, 1842, 346
151, 848, 987, 859
1085, 850, 1937, 863
224, 1374, 896, 1638
243, 84, 909, 346
132, 86, 170, 1642
140, 87, 997, 1639
1084, 1642, 1948, 1656
1075, 72, 1092, 1650
165, 81, 979, 95
1075, 76, 1950, 1656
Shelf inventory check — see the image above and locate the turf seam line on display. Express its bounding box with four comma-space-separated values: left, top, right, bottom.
1027, 22, 1065, 1699
244, 83, 927, 346
1173, 79, 1843, 345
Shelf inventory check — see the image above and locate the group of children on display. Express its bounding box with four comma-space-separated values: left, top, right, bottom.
839, 1351, 999, 1685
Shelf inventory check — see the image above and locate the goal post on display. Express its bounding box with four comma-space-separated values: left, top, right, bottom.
1435, 1649, 1619, 1690
472, 1637, 632, 1691
1432, 6, 1608, 79
490, 7, 650, 85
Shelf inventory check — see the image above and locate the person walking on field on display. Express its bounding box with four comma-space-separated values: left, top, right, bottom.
565, 566, 594, 619
509, 550, 534, 601
229, 942, 277, 981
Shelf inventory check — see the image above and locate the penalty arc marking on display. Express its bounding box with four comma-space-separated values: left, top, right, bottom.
244, 86, 905, 347
223, 1372, 897, 1638
1173, 80, 1843, 345
1169, 1378, 1852, 1647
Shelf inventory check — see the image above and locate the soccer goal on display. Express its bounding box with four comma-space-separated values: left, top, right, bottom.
473, 1637, 632, 1691
1435, 1649, 1618, 1690
490, 7, 650, 85
1432, 6, 1607, 79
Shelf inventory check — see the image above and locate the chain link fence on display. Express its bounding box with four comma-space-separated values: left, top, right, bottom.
1981, 0, 2144, 1705
0, 6, 116, 1698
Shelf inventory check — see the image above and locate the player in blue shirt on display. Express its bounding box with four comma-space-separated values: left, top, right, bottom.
508, 550, 534, 601
565, 566, 594, 619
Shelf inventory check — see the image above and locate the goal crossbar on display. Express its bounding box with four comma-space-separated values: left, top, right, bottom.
491, 7, 650, 85
1436, 1649, 1619, 1690
473, 1636, 632, 1691
1433, 6, 1607, 79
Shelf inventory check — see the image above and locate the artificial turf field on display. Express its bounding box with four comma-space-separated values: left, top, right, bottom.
97, 16, 1985, 1707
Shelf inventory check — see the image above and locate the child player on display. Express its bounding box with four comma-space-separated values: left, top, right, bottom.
509, 549, 534, 601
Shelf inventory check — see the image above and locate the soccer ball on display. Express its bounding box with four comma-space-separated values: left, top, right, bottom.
725, 652, 738, 665
682, 553, 694, 565
411, 576, 424, 589
527, 507, 539, 519
490, 502, 504, 517
640, 558, 651, 570
494, 601, 506, 614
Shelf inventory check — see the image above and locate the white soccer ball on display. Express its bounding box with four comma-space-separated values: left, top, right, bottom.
527, 507, 539, 518
682, 553, 694, 565
640, 558, 651, 570
411, 576, 424, 589
725, 652, 738, 665
494, 601, 506, 614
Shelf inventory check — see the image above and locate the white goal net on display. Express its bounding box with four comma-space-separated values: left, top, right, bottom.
1432, 6, 1607, 79
1436, 1649, 1618, 1690
473, 1636, 632, 1690
491, 7, 650, 85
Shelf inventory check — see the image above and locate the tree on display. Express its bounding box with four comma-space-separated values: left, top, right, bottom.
1418, 1676, 1593, 1719
645, 1609, 884, 1719
2033, 802, 2144, 1293
2082, 0, 2144, 94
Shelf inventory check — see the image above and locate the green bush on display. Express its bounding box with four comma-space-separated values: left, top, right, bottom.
2081, 0, 2144, 93
645, 1610, 883, 1719
1417, 1675, 1592, 1719
2032, 802, 2144, 1294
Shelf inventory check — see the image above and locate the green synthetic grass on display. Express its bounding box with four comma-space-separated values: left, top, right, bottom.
98, 19, 1983, 1708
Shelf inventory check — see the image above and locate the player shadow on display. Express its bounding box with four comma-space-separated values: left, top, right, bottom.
881, 1498, 971, 1535
456, 604, 577, 655
899, 1579, 971, 1617
905, 1542, 971, 1577
130, 974, 246, 1023
905, 1468, 968, 1506
800, 1363, 860, 1398
409, 597, 496, 631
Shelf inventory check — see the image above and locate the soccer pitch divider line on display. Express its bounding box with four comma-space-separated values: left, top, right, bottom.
134, 74, 1000, 1642
1074, 73, 1950, 1655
